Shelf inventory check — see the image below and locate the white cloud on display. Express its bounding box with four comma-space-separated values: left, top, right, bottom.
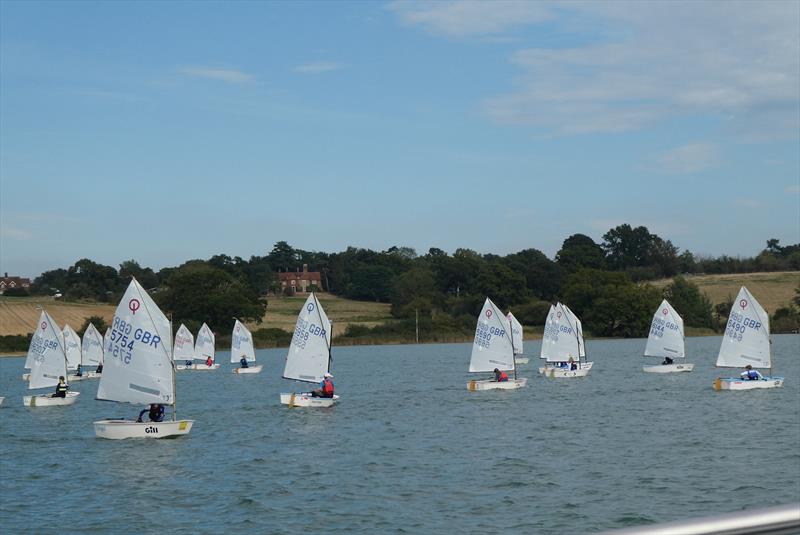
656, 143, 720, 175
292, 62, 343, 74
179, 67, 254, 83
0, 226, 34, 240
388, 0, 553, 37
786, 185, 800, 194
392, 1, 800, 137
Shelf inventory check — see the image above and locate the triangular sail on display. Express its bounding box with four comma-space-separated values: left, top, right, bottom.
644, 299, 685, 359
82, 323, 104, 366
231, 320, 255, 363
562, 304, 586, 358
96, 278, 175, 406
507, 311, 524, 356
716, 287, 771, 369
283, 293, 331, 384
195, 323, 215, 362
25, 310, 51, 370
469, 298, 515, 372
63, 325, 82, 370
28, 311, 67, 390
173, 324, 195, 361
540, 303, 581, 362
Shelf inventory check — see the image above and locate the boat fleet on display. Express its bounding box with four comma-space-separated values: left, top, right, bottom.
465, 286, 783, 392
5, 282, 785, 438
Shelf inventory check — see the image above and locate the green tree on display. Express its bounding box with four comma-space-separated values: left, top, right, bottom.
556, 234, 606, 273
663, 276, 714, 329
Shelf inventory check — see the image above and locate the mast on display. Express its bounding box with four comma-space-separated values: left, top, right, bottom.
170, 314, 177, 422
508, 312, 517, 380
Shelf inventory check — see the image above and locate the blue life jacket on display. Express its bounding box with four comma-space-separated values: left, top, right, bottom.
747, 370, 760, 380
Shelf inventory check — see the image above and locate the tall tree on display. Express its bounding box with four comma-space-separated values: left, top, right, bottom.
556, 234, 606, 273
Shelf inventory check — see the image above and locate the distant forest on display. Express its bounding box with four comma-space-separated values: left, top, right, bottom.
12, 224, 800, 338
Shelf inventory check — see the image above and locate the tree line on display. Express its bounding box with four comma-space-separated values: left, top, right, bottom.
12, 225, 800, 341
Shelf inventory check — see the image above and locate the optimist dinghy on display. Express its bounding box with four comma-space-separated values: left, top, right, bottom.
539, 303, 593, 378
280, 293, 339, 407
94, 278, 194, 439
713, 287, 783, 391
188, 323, 220, 369
506, 311, 528, 364
23, 310, 80, 407
467, 298, 527, 391
173, 324, 197, 370
643, 300, 694, 373
231, 320, 262, 374
63, 325, 89, 382
80, 322, 104, 378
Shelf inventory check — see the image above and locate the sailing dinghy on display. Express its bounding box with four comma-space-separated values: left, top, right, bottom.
191, 323, 219, 370
94, 278, 194, 439
23, 310, 80, 407
280, 293, 339, 407
173, 324, 196, 370
231, 319, 262, 374
80, 322, 104, 378
467, 298, 527, 391
539, 303, 593, 378
713, 287, 783, 391
643, 300, 694, 373
63, 325, 88, 382
507, 311, 528, 364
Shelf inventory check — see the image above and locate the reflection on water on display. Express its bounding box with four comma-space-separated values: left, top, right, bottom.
0, 335, 798, 533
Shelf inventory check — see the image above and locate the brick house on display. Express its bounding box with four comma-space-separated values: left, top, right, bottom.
277, 264, 322, 294
0, 273, 32, 294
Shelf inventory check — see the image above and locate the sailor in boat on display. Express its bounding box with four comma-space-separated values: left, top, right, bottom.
740, 365, 763, 381
137, 404, 165, 423
205, 356, 213, 367
662, 356, 674, 365
53, 376, 68, 398
568, 357, 577, 371
75, 364, 83, 377
239, 355, 249, 369
493, 368, 509, 382
311, 373, 334, 398
95, 363, 103, 374
185, 359, 193, 368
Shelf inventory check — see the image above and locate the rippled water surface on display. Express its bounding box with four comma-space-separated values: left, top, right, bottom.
1, 335, 799, 534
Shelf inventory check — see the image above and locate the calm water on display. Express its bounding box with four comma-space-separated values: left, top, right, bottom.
1, 335, 798, 534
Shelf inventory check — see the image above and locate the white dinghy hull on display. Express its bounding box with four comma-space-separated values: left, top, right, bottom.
280, 393, 339, 407
539, 362, 594, 378
176, 363, 220, 370
67, 374, 90, 382
643, 363, 694, 373
94, 419, 194, 439
515, 357, 529, 364
233, 365, 263, 374
467, 378, 527, 391
713, 377, 784, 391
23, 391, 80, 407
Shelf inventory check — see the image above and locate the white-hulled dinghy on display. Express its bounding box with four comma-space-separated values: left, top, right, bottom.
231, 320, 262, 374
23, 310, 80, 407
539, 303, 593, 378
713, 287, 783, 391
280, 293, 339, 407
173, 324, 196, 370
80, 322, 104, 378
506, 310, 528, 364
94, 278, 194, 439
643, 300, 694, 373
467, 298, 527, 391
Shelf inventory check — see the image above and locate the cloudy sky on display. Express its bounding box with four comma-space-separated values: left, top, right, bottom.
2, 0, 798, 277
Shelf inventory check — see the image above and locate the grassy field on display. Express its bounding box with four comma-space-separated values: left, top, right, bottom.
0, 297, 115, 336
648, 271, 799, 313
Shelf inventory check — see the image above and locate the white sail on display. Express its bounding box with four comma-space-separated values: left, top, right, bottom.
63, 325, 82, 370
25, 310, 51, 369
28, 310, 67, 390
96, 278, 175, 406
81, 323, 104, 365
283, 293, 331, 383
562, 304, 586, 358
507, 311, 524, 356
540, 303, 581, 362
469, 298, 515, 372
716, 287, 771, 369
644, 299, 685, 359
195, 323, 215, 362
173, 324, 195, 361
102, 328, 111, 363
231, 320, 255, 363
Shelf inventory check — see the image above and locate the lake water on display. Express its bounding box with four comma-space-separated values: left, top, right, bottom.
1, 335, 798, 534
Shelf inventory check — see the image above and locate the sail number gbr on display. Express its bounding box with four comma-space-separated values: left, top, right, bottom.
291, 318, 327, 350
725, 311, 761, 342
475, 323, 505, 349
109, 317, 162, 364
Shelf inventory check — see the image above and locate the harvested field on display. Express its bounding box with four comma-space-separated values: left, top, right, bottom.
0, 297, 115, 336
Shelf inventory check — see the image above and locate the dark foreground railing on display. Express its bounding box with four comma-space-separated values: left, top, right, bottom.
603, 503, 800, 535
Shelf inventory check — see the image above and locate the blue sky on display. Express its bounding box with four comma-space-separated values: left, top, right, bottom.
2, 0, 799, 278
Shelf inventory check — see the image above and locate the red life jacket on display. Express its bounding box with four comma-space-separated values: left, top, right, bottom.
498, 371, 509, 382
322, 378, 334, 396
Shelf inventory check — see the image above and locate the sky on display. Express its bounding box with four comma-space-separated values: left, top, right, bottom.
1, 0, 799, 278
